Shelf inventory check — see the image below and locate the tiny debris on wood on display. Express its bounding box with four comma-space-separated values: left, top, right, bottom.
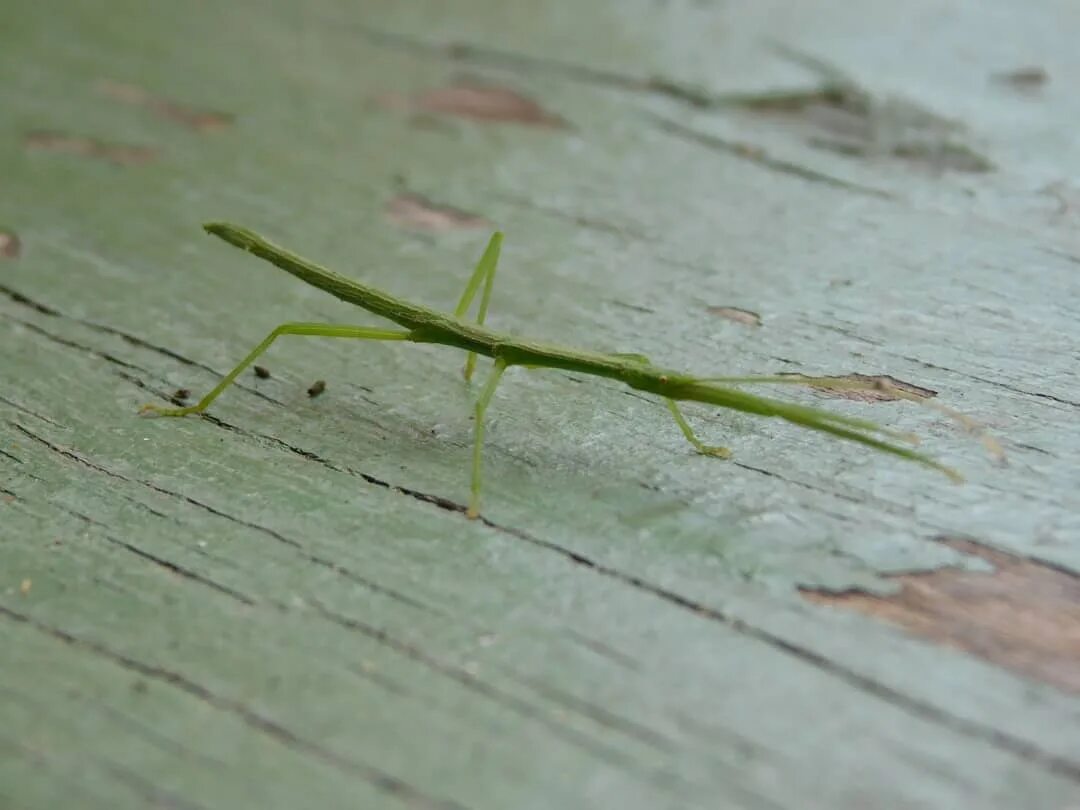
171, 388, 191, 404
20, 578, 31, 595
991, 66, 1049, 91
380, 80, 567, 128
307, 380, 326, 398
24, 131, 158, 166
0, 230, 21, 259
97, 79, 234, 131
253, 365, 271, 379
386, 192, 490, 232
706, 306, 761, 326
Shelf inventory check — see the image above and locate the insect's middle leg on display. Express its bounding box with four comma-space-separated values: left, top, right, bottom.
140, 323, 410, 417
467, 358, 508, 519
454, 232, 503, 382
611, 353, 730, 459
664, 399, 731, 458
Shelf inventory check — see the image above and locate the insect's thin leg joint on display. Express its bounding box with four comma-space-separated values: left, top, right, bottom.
665, 399, 731, 459
454, 232, 503, 383
138, 323, 410, 417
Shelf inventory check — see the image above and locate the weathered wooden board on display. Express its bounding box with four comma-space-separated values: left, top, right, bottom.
2, 1, 1079, 808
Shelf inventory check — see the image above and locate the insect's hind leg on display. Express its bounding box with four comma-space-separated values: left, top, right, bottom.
467, 358, 509, 519
664, 399, 731, 458
611, 353, 730, 459
139, 323, 410, 417
454, 232, 503, 383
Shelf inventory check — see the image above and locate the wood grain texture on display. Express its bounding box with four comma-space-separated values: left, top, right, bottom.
2, 1, 1079, 808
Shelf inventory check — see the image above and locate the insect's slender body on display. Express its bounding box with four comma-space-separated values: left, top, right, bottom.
143, 223, 963, 518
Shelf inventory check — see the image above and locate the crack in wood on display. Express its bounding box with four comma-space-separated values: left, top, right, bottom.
8, 278, 1078, 782
10, 421, 436, 613
0, 606, 470, 810
649, 113, 894, 200
802, 536, 1080, 695
0, 283, 286, 408
55, 504, 259, 606
306, 598, 705, 796
355, 24, 717, 109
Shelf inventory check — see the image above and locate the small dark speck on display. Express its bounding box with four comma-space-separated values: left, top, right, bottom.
171, 388, 191, 403
253, 365, 271, 379
131, 679, 148, 694
307, 380, 326, 398
992, 66, 1049, 90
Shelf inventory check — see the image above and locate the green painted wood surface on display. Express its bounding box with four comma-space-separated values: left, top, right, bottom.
2, 2, 1079, 808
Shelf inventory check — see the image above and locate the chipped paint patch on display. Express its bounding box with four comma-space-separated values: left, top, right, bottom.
386, 193, 490, 232
706, 306, 761, 326
739, 48, 993, 173
97, 80, 234, 132
0, 230, 20, 259
25, 131, 158, 166
797, 373, 936, 403
381, 80, 567, 128
802, 537, 1080, 694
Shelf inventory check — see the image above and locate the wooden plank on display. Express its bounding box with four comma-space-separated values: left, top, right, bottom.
2, 1, 1079, 808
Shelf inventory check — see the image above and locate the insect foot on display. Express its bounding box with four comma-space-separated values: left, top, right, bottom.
139, 403, 201, 418
700, 445, 732, 459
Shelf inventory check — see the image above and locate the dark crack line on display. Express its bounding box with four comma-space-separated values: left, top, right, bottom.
60, 504, 258, 606
0, 605, 470, 810
731, 459, 913, 517
0, 282, 285, 408
109, 375, 1080, 774
496, 191, 651, 241
564, 629, 642, 672
498, 665, 674, 750
799, 312, 1080, 409
0, 393, 65, 427
1040, 246, 1080, 267
0, 283, 60, 316
4, 314, 149, 373
128, 371, 471, 520
354, 23, 718, 109
307, 599, 705, 797
935, 533, 1080, 582
107, 535, 257, 605
12, 492, 254, 603
473, 516, 1080, 783
897, 355, 1080, 410
649, 113, 894, 200
0, 448, 23, 463
11, 420, 437, 615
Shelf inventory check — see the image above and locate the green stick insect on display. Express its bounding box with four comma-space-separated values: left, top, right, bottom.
142, 223, 967, 518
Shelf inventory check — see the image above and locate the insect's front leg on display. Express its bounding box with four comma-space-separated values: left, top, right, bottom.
140, 323, 410, 417
467, 358, 509, 519
611, 353, 730, 458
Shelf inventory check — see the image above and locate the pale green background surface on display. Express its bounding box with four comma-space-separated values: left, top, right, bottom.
2, 2, 1079, 808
